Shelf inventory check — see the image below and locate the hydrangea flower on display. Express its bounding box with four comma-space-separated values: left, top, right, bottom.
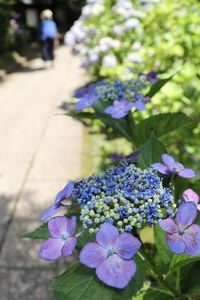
73, 78, 152, 117
110, 149, 139, 162
102, 54, 118, 68
124, 18, 140, 30
80, 223, 141, 288
40, 181, 74, 221
182, 189, 200, 211
160, 202, 200, 256
146, 71, 158, 83
105, 100, 134, 119
73, 162, 176, 233
39, 216, 77, 261
152, 154, 196, 178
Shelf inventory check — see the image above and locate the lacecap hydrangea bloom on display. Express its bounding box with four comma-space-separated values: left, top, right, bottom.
73, 76, 155, 118
38, 161, 199, 289
73, 162, 176, 233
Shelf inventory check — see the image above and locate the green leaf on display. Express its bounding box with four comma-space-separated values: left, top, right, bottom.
143, 290, 173, 300
154, 225, 173, 266
22, 223, 49, 240
169, 254, 200, 273
147, 74, 175, 98
137, 134, 166, 169
66, 111, 99, 120
52, 258, 145, 300
135, 112, 193, 146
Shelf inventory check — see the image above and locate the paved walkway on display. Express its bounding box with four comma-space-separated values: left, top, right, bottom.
0, 47, 86, 300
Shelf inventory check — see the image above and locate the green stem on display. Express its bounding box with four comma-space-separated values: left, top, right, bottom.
149, 286, 174, 297
176, 268, 181, 294
171, 173, 176, 199
126, 113, 140, 146
138, 251, 176, 297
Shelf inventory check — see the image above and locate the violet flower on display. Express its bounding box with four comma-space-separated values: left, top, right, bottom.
134, 93, 150, 111
152, 154, 196, 178
39, 216, 77, 261
160, 202, 200, 256
110, 149, 139, 162
80, 223, 141, 289
182, 189, 200, 211
40, 181, 74, 222
146, 71, 158, 83
105, 100, 134, 119
76, 96, 95, 110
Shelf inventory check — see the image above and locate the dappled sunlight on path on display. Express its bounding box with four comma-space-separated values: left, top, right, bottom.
0, 47, 86, 299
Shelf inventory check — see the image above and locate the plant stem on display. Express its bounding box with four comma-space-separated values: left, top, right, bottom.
138, 251, 176, 297
176, 268, 181, 294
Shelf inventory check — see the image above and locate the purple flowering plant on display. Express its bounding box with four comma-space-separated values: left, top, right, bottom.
24, 150, 200, 299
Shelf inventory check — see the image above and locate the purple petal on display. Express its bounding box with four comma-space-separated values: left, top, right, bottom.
114, 233, 141, 259
62, 181, 74, 198
111, 110, 128, 119
79, 242, 107, 268
61, 237, 77, 256
182, 189, 199, 204
179, 168, 196, 178
40, 204, 61, 222
96, 223, 119, 248
166, 233, 185, 254
48, 216, 68, 238
39, 238, 64, 261
151, 163, 169, 174
96, 254, 136, 289
183, 225, 200, 256
160, 218, 178, 234
65, 216, 77, 236
105, 106, 113, 114
54, 181, 74, 206
170, 162, 184, 172
162, 154, 175, 166
176, 202, 197, 228
48, 216, 76, 238
134, 100, 146, 111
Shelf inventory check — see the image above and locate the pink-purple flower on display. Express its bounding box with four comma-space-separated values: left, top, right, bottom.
105, 100, 134, 119
160, 202, 200, 256
39, 216, 77, 261
40, 181, 74, 222
152, 154, 196, 178
182, 189, 200, 211
79, 223, 141, 289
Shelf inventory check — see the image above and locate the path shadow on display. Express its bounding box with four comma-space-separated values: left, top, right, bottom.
0, 191, 74, 300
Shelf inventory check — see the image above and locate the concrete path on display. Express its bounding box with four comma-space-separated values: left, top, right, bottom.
0, 47, 86, 300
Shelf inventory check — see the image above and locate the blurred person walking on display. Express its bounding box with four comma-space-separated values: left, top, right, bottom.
39, 9, 58, 68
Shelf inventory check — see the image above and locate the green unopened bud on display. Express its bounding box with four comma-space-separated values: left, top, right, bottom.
114, 213, 120, 220
117, 221, 123, 227
89, 210, 95, 217
94, 218, 100, 224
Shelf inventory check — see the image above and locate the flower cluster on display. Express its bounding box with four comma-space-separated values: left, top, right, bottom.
64, 0, 147, 76
74, 77, 154, 118
38, 155, 200, 290
152, 154, 196, 178
73, 162, 176, 232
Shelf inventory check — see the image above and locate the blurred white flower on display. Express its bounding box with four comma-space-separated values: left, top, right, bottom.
132, 42, 142, 51
64, 32, 75, 46
112, 25, 124, 35
99, 37, 121, 52
124, 18, 140, 30
126, 53, 143, 63
88, 52, 99, 64
102, 54, 118, 68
